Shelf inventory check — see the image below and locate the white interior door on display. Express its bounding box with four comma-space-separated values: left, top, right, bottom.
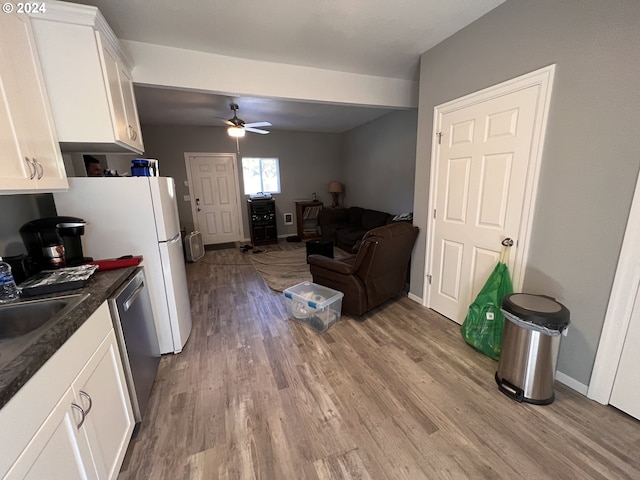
609, 286, 640, 419
588, 163, 640, 416
427, 67, 555, 324
185, 153, 242, 245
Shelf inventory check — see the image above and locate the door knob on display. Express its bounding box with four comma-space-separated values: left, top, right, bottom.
502, 238, 514, 247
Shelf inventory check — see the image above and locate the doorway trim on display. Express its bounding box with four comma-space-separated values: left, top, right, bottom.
422, 65, 555, 307
184, 152, 244, 243
588, 170, 640, 403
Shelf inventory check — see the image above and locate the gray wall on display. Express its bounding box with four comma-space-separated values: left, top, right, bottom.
139, 125, 343, 238
140, 111, 419, 238
0, 109, 419, 259
0, 195, 56, 257
411, 0, 640, 386
342, 109, 417, 214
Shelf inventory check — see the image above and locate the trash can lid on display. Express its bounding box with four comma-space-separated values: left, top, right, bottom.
502, 293, 570, 330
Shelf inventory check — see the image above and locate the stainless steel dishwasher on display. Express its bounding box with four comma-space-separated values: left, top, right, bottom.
108, 267, 160, 426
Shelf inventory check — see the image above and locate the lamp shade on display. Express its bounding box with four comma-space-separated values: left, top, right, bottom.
328, 181, 343, 193
227, 126, 245, 138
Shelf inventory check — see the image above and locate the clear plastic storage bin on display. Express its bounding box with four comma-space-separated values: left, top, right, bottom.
284, 282, 343, 332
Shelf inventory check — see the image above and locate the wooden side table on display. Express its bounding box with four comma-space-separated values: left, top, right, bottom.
295, 201, 323, 239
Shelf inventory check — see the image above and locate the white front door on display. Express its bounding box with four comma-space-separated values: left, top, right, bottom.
185, 153, 242, 245
427, 67, 555, 324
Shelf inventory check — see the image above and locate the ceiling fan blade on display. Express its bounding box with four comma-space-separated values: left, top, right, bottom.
243, 121, 272, 128
216, 118, 235, 126
245, 127, 270, 135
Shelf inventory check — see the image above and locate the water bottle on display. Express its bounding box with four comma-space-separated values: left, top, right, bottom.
0, 257, 20, 303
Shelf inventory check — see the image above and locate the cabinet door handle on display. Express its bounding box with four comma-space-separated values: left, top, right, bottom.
79, 390, 93, 415
24, 157, 36, 179
34, 159, 44, 179
71, 402, 86, 429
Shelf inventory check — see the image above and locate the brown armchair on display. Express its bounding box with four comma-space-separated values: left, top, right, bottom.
308, 222, 418, 316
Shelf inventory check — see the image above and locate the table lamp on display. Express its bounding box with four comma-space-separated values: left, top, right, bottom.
328, 181, 343, 208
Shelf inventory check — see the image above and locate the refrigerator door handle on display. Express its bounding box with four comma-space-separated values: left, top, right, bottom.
165, 233, 181, 244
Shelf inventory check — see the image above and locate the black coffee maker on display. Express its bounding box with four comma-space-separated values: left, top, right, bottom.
20, 216, 93, 272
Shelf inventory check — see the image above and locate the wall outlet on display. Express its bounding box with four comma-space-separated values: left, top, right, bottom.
284, 213, 293, 225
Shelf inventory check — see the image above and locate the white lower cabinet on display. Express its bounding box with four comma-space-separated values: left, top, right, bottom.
5, 388, 95, 479
72, 333, 133, 479
0, 303, 134, 480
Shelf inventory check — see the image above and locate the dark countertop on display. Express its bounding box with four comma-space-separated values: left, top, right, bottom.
0, 266, 137, 409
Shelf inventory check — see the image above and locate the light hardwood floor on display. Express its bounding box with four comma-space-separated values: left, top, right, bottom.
118, 242, 640, 479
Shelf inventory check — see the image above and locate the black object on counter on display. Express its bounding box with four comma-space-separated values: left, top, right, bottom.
19, 216, 92, 272
3, 255, 30, 284
19, 265, 98, 297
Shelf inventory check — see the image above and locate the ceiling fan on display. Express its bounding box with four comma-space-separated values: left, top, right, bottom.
220, 103, 271, 137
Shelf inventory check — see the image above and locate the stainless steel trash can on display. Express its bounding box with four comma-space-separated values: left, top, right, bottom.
495, 293, 570, 404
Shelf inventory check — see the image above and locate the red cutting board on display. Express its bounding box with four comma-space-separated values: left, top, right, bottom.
88, 256, 143, 270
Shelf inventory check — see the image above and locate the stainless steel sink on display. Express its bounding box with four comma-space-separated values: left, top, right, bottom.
0, 294, 88, 341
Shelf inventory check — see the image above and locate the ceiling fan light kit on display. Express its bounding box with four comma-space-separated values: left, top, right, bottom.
227, 126, 245, 137
222, 103, 272, 137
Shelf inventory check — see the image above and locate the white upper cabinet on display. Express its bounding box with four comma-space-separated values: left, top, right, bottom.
0, 12, 68, 194
29, 1, 144, 154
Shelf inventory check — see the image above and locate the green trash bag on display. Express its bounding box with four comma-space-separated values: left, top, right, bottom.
460, 261, 513, 360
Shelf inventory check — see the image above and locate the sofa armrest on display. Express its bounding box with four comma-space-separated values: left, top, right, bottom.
308, 254, 356, 274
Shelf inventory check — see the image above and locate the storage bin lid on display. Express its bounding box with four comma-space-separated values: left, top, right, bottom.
502, 293, 570, 331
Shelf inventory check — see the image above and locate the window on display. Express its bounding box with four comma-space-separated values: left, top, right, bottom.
242, 157, 281, 195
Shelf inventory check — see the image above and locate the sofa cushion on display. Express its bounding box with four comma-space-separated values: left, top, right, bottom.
335, 227, 367, 250
318, 208, 348, 225
361, 209, 390, 230
347, 207, 365, 226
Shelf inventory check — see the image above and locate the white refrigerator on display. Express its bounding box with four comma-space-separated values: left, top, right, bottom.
54, 177, 192, 354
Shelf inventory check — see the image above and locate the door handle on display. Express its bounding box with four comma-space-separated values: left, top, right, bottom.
71, 403, 86, 430
123, 282, 144, 312
167, 233, 181, 244
196, 198, 200, 206
24, 158, 36, 179
34, 159, 44, 179
502, 238, 514, 247
79, 390, 93, 415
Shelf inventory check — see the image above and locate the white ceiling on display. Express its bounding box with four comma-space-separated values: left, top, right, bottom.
69, 0, 505, 132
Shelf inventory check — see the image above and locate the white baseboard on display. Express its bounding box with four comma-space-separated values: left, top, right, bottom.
555, 371, 589, 395
407, 292, 423, 304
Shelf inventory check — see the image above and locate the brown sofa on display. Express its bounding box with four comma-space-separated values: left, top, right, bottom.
318, 206, 393, 252
308, 222, 419, 316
